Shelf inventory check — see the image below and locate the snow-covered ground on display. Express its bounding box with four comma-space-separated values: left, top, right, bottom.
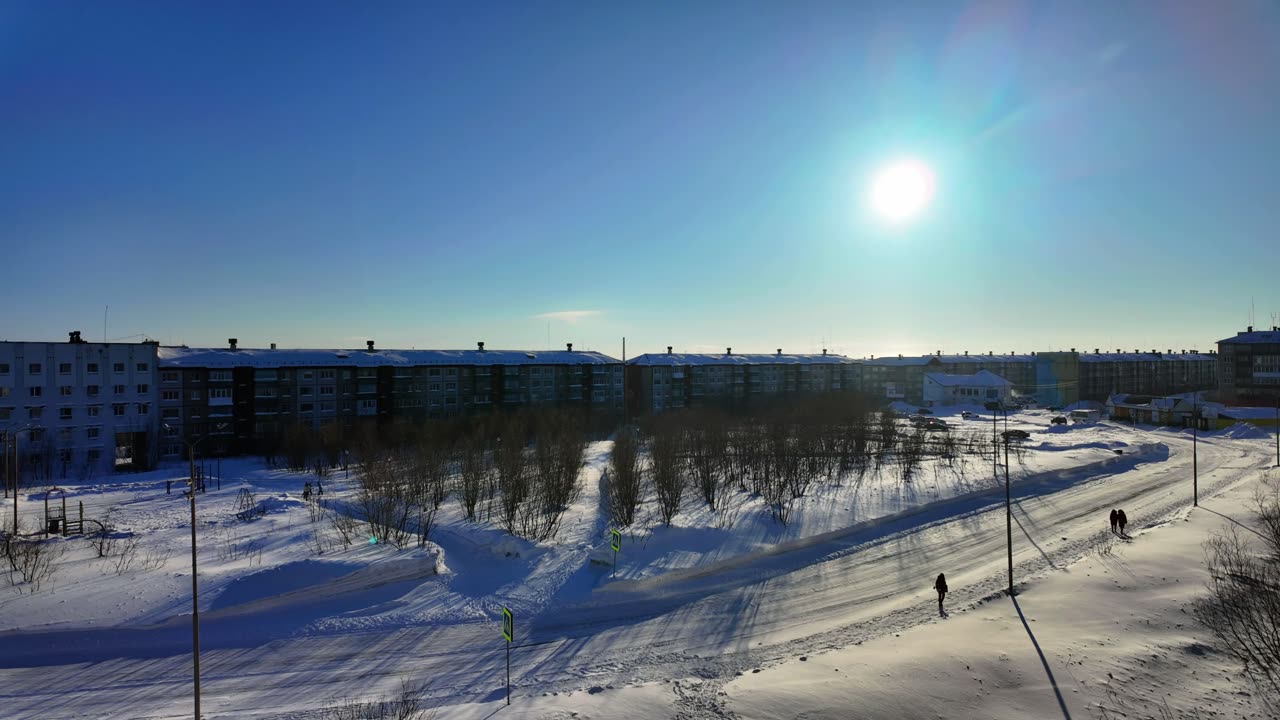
0, 417, 1274, 719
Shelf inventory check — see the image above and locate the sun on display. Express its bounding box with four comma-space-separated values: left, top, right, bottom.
869, 159, 936, 223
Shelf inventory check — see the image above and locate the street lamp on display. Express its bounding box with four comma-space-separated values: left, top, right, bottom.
1192, 396, 1199, 508
2, 423, 43, 534
164, 421, 228, 720
1005, 433, 1013, 597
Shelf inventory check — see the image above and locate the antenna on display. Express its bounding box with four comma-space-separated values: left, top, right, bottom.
104, 305, 108, 343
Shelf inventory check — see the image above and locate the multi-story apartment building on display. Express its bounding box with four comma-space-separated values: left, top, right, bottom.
0, 333, 160, 482
624, 348, 862, 414
157, 341, 624, 457
1217, 327, 1280, 405
863, 349, 1216, 407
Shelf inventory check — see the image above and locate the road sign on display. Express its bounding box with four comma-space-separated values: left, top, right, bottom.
610, 529, 622, 552
502, 607, 513, 642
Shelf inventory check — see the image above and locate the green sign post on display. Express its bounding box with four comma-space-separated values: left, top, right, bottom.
501, 607, 513, 705
610, 529, 622, 578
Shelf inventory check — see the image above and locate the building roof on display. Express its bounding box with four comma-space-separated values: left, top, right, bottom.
865, 354, 1035, 367
1218, 329, 1280, 345
626, 352, 858, 367
1079, 352, 1214, 362
158, 346, 621, 368
924, 370, 1011, 387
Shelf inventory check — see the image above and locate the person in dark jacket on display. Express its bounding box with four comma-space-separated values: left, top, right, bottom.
934, 573, 948, 615
1117, 509, 1128, 536
1109, 509, 1118, 534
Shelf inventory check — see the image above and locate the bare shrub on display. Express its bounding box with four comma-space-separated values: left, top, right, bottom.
4, 536, 64, 592
649, 425, 685, 526
1194, 481, 1280, 708
111, 535, 141, 575
325, 679, 432, 720
457, 433, 490, 522
329, 506, 361, 549
139, 545, 171, 571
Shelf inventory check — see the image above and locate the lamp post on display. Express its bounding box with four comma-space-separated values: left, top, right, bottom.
1192, 397, 1198, 508
3, 423, 41, 533
1004, 434, 1013, 597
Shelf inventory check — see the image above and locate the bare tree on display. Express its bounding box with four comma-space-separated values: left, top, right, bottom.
649, 424, 685, 526
4, 536, 64, 592
607, 430, 643, 528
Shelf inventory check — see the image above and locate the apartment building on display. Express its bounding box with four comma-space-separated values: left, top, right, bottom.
157, 341, 624, 457
1217, 326, 1280, 405
863, 349, 1215, 407
625, 348, 862, 414
0, 333, 160, 482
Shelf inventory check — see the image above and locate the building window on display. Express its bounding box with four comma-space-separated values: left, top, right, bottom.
59, 407, 73, 420
87, 385, 99, 397
0, 363, 8, 375
0, 387, 7, 398
358, 399, 376, 411
88, 449, 101, 462
60, 385, 73, 396
58, 449, 73, 463
29, 407, 43, 419
429, 369, 441, 377
320, 370, 334, 379
301, 371, 313, 381
474, 394, 490, 404
164, 424, 180, 437
163, 390, 179, 401
320, 386, 334, 396
162, 408, 179, 419
87, 405, 101, 417
28, 387, 42, 398
86, 426, 101, 440
28, 428, 43, 442
210, 370, 231, 382
113, 362, 124, 373
191, 391, 201, 401
300, 403, 314, 413
58, 427, 73, 442
0, 408, 10, 421
59, 363, 72, 374
112, 384, 124, 395
87, 362, 98, 373
341, 400, 353, 412
137, 362, 148, 372
299, 387, 313, 396
162, 371, 178, 382
445, 368, 457, 377
29, 363, 42, 374
446, 382, 456, 391
320, 402, 335, 413
137, 403, 149, 415
210, 388, 231, 400
113, 404, 126, 416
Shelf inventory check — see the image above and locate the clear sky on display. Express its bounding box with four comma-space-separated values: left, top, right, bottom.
3, 1, 1278, 359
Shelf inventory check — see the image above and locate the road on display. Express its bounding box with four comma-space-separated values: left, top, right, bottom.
0, 429, 1270, 719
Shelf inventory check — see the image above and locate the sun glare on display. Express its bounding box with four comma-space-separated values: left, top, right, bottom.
870, 159, 936, 224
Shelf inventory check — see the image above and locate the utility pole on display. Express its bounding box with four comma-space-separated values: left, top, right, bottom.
1192, 397, 1198, 508
1005, 435, 1013, 597
1275, 395, 1279, 467
188, 443, 201, 720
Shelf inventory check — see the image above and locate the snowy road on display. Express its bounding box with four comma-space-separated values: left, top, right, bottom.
0, 429, 1270, 719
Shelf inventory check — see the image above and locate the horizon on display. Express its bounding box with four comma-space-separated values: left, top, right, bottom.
4, 2, 1278, 361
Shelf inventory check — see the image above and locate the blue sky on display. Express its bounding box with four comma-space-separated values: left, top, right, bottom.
2, 1, 1277, 358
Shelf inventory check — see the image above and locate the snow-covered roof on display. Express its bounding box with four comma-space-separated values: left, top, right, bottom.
924, 370, 1011, 388
158, 346, 621, 368
865, 354, 1034, 367
626, 352, 858, 367
1218, 329, 1280, 345
1079, 352, 1214, 363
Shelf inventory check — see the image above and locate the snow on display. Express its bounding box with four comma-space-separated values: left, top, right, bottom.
0, 420, 1275, 719
158, 346, 621, 368
924, 369, 1011, 387
626, 352, 856, 366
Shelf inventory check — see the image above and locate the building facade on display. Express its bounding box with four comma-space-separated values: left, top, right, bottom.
157, 341, 624, 457
1, 333, 160, 483
1217, 327, 1280, 405
922, 370, 1012, 407
625, 348, 862, 414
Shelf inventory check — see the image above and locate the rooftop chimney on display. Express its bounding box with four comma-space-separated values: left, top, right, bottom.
566, 343, 573, 352
1070, 348, 1075, 353
822, 349, 828, 356
1095, 348, 1099, 354
67, 330, 84, 344
1248, 325, 1254, 333
667, 346, 672, 354
964, 350, 968, 356
477, 341, 485, 352
777, 348, 782, 355
936, 350, 941, 356
726, 347, 732, 355
367, 340, 375, 352
228, 338, 238, 351
270, 342, 277, 350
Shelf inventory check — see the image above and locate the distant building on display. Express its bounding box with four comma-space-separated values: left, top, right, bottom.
625, 348, 861, 414
1217, 326, 1280, 405
158, 340, 623, 457
0, 333, 160, 482
922, 370, 1011, 408
864, 349, 1215, 406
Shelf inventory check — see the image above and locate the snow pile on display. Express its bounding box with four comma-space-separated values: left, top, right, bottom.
1218, 422, 1271, 440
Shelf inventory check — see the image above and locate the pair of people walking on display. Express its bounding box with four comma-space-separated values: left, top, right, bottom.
1109, 508, 1128, 536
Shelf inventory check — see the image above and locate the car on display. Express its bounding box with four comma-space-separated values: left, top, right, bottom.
960, 411, 976, 419
925, 419, 949, 431
1001, 429, 1031, 440
909, 415, 929, 428
1051, 416, 1068, 425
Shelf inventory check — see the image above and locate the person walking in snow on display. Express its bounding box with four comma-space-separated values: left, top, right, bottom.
303, 482, 312, 502
934, 573, 948, 615
1109, 508, 1118, 534
1117, 509, 1128, 537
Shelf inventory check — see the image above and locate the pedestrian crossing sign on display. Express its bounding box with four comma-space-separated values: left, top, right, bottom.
502, 607, 513, 642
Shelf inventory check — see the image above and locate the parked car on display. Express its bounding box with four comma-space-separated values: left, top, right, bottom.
960, 411, 977, 419
1051, 416, 1068, 425
925, 419, 949, 432
909, 415, 929, 428
1001, 429, 1031, 440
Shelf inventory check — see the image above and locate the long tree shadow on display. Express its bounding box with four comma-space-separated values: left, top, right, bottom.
1012, 596, 1072, 720
1200, 507, 1267, 541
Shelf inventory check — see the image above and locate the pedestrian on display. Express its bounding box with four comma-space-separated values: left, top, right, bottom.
934, 573, 948, 615
303, 482, 312, 502
317, 480, 324, 496
1117, 509, 1128, 536
1109, 509, 1118, 534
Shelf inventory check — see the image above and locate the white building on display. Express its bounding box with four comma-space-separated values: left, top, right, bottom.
0, 333, 160, 483
922, 370, 1012, 408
